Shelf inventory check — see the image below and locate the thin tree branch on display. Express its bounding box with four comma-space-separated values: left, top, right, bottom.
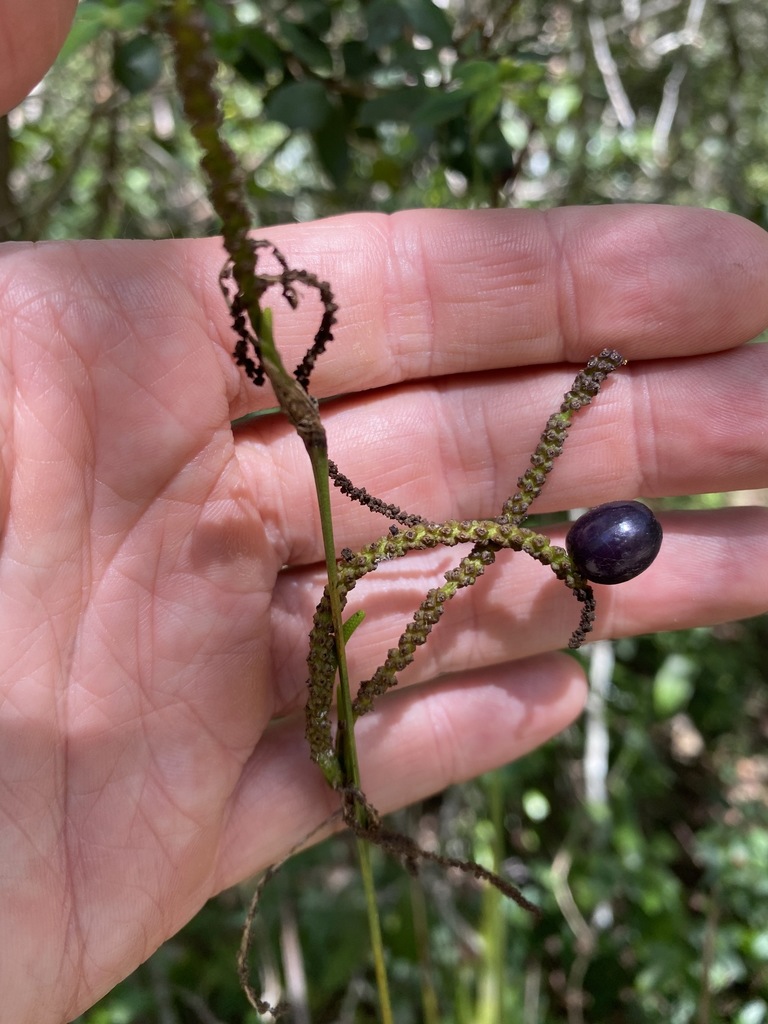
651, 0, 707, 164
587, 12, 636, 130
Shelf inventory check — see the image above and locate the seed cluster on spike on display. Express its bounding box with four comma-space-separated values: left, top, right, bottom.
175, 19, 628, 787
171, 3, 628, 780
305, 352, 625, 775
166, 4, 636, 999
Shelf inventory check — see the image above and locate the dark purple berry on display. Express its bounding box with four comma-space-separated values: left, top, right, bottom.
566, 501, 663, 585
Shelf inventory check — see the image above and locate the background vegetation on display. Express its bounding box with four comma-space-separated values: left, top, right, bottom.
4, 0, 767, 1020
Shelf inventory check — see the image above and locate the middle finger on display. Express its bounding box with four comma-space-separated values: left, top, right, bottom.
237, 344, 768, 568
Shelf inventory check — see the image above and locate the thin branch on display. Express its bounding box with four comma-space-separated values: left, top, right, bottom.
279, 902, 310, 1024
587, 13, 636, 130
584, 640, 615, 809
651, 0, 707, 164
652, 58, 687, 165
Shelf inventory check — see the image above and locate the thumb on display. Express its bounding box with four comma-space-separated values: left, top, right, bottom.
0, 0, 78, 114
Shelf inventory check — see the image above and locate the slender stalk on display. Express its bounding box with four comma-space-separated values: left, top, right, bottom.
291, 390, 394, 1023
358, 837, 395, 1024
259, 310, 394, 1022
307, 445, 359, 785
409, 872, 440, 1024
165, 6, 394, 1017
475, 771, 507, 1024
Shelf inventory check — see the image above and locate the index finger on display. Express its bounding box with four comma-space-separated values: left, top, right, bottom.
188, 204, 768, 413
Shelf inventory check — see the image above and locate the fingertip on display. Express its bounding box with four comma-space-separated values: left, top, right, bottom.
357, 655, 588, 812
549, 205, 768, 360
0, 0, 78, 114
216, 656, 587, 888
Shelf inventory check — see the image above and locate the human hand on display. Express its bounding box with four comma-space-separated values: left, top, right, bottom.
4, 203, 768, 1024
3, 6, 768, 1023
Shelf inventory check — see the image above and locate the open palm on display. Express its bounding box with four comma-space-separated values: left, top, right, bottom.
3, 208, 768, 1022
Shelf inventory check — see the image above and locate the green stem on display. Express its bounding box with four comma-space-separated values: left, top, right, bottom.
358, 836, 395, 1024
308, 448, 359, 789
475, 771, 507, 1024
166, 7, 396, 1012
260, 312, 393, 1022
304, 392, 395, 1024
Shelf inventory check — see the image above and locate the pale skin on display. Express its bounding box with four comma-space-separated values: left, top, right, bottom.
1, 3, 768, 1021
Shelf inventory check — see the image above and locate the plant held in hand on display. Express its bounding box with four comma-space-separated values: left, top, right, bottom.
165, 4, 663, 1019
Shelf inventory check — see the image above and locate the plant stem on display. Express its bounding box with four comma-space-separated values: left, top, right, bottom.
260, 312, 393, 1023
308, 434, 397, 1024
166, 7, 394, 1012
476, 771, 507, 1024
358, 835, 395, 1024
309, 448, 359, 785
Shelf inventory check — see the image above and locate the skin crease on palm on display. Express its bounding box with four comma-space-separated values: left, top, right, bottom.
1, 4, 768, 1022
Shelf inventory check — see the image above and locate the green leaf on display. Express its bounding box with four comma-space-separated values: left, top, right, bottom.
364, 0, 408, 50
473, 125, 515, 173
113, 34, 163, 95
548, 83, 582, 125
342, 609, 366, 643
358, 86, 427, 126
498, 55, 548, 82
653, 654, 696, 717
342, 40, 374, 79
239, 26, 285, 74
265, 80, 333, 131
108, 0, 154, 31
60, 0, 155, 62
57, 7, 107, 64
400, 0, 453, 47
293, 0, 333, 35
411, 88, 470, 126
453, 59, 500, 94
469, 82, 502, 135
200, 0, 238, 50
58, 1, 140, 63
312, 113, 351, 187
278, 20, 333, 74
371, 155, 403, 188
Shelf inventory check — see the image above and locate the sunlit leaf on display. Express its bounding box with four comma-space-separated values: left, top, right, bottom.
653, 654, 696, 717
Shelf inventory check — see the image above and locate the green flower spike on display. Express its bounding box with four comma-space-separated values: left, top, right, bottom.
306, 350, 625, 784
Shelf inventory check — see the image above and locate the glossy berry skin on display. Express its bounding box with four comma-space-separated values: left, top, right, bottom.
566, 501, 663, 585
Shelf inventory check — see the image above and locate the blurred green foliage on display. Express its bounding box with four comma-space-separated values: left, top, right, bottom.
72, 618, 768, 1023
6, 0, 766, 1020
4, 0, 768, 241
